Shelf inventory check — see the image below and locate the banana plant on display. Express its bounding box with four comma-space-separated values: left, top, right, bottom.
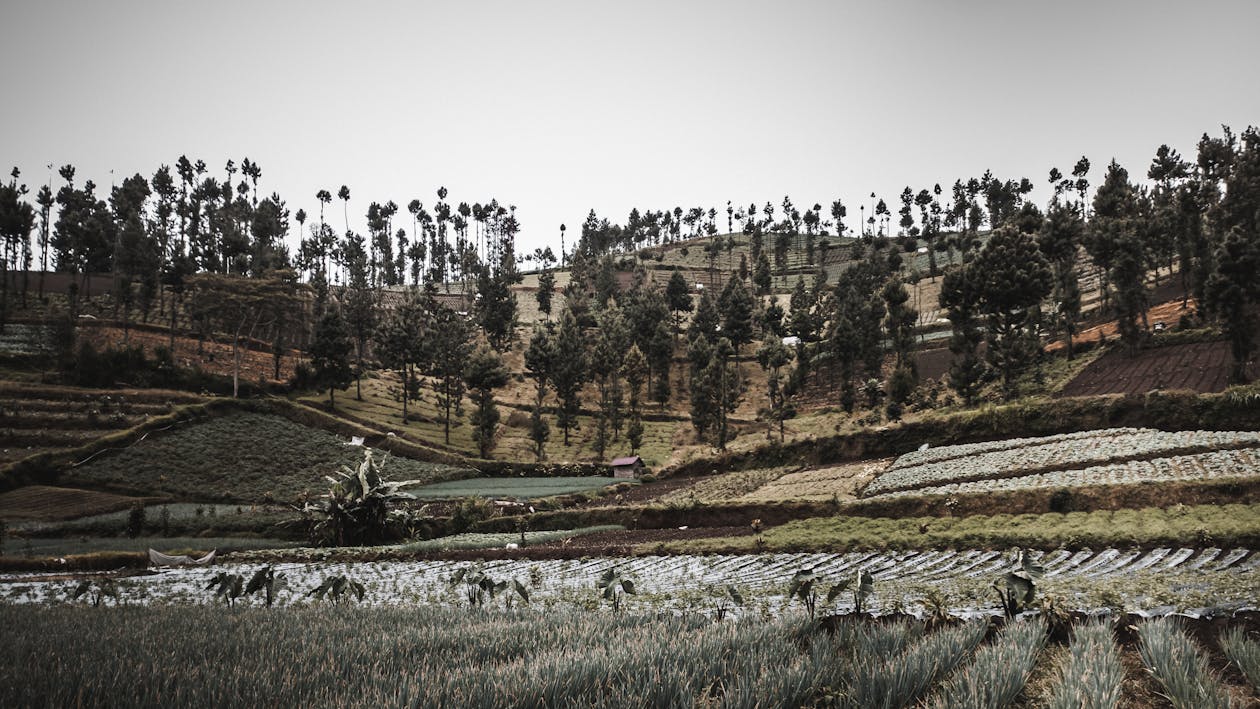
995, 549, 1044, 618
307, 574, 366, 604
243, 566, 287, 607
301, 450, 423, 547
205, 572, 245, 606
597, 567, 636, 612
71, 578, 118, 607
449, 564, 529, 610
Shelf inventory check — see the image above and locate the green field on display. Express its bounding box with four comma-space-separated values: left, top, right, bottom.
59, 412, 472, 503
411, 476, 626, 499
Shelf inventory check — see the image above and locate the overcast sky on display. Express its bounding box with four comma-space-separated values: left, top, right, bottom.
2, 0, 1258, 260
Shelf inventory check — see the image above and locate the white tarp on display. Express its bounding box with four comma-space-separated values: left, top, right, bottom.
148, 549, 216, 567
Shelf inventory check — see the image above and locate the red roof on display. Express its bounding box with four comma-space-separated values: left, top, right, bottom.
610, 456, 642, 467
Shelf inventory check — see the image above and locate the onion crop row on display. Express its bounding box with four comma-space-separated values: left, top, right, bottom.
888, 428, 1147, 471
926, 618, 1047, 709
1219, 626, 1260, 692
840, 619, 987, 708
1045, 618, 1124, 709
0, 605, 886, 708
1137, 617, 1234, 709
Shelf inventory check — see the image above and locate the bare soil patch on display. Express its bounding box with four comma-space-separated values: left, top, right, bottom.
1057, 340, 1248, 397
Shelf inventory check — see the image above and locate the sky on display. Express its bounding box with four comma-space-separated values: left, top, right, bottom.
2, 0, 1258, 262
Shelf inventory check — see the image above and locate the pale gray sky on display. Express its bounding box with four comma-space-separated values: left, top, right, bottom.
3, 0, 1257, 259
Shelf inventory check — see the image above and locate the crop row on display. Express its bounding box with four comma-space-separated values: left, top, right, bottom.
0, 605, 1073, 709
738, 460, 888, 502
658, 466, 800, 505
5, 546, 1255, 616
864, 448, 1260, 501
867, 428, 1260, 495
59, 412, 472, 503
887, 428, 1149, 470
411, 476, 622, 500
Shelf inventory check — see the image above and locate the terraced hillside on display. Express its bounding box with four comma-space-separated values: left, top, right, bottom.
0, 383, 201, 467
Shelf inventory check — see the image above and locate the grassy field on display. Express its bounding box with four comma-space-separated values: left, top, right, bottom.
59, 411, 472, 503
411, 476, 625, 500
647, 503, 1260, 554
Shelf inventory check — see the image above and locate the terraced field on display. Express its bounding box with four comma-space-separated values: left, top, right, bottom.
862, 427, 1260, 499
0, 383, 199, 466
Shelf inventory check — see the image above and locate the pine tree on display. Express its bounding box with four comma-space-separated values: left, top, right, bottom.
973, 229, 1052, 397
718, 275, 755, 354
939, 266, 984, 405
622, 344, 647, 454
464, 347, 509, 459
551, 310, 587, 446
310, 306, 354, 408
427, 302, 471, 445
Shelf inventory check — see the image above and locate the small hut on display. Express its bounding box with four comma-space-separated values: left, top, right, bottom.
609, 455, 646, 479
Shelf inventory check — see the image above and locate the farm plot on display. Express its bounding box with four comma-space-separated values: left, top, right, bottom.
657, 466, 800, 505
739, 460, 889, 503
864, 428, 1260, 496
59, 412, 473, 503
0, 485, 147, 522
864, 447, 1260, 502
1057, 339, 1253, 396
0, 606, 1043, 708
0, 383, 195, 466
4, 546, 1256, 617
410, 476, 624, 500
0, 323, 55, 356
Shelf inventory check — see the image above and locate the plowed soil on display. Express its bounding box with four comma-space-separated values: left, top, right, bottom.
1057, 340, 1250, 397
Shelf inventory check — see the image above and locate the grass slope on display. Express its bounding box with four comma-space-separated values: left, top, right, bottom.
59, 411, 472, 504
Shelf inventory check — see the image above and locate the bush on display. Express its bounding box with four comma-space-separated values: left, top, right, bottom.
450, 497, 496, 534
125, 502, 146, 538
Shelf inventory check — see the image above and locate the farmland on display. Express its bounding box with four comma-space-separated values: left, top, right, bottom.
1057, 339, 1256, 397
411, 476, 625, 500
57, 411, 472, 503
0, 382, 196, 466
863, 427, 1260, 496
7, 604, 1253, 707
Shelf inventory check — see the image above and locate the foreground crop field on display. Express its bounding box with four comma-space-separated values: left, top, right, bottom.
2, 605, 1257, 707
